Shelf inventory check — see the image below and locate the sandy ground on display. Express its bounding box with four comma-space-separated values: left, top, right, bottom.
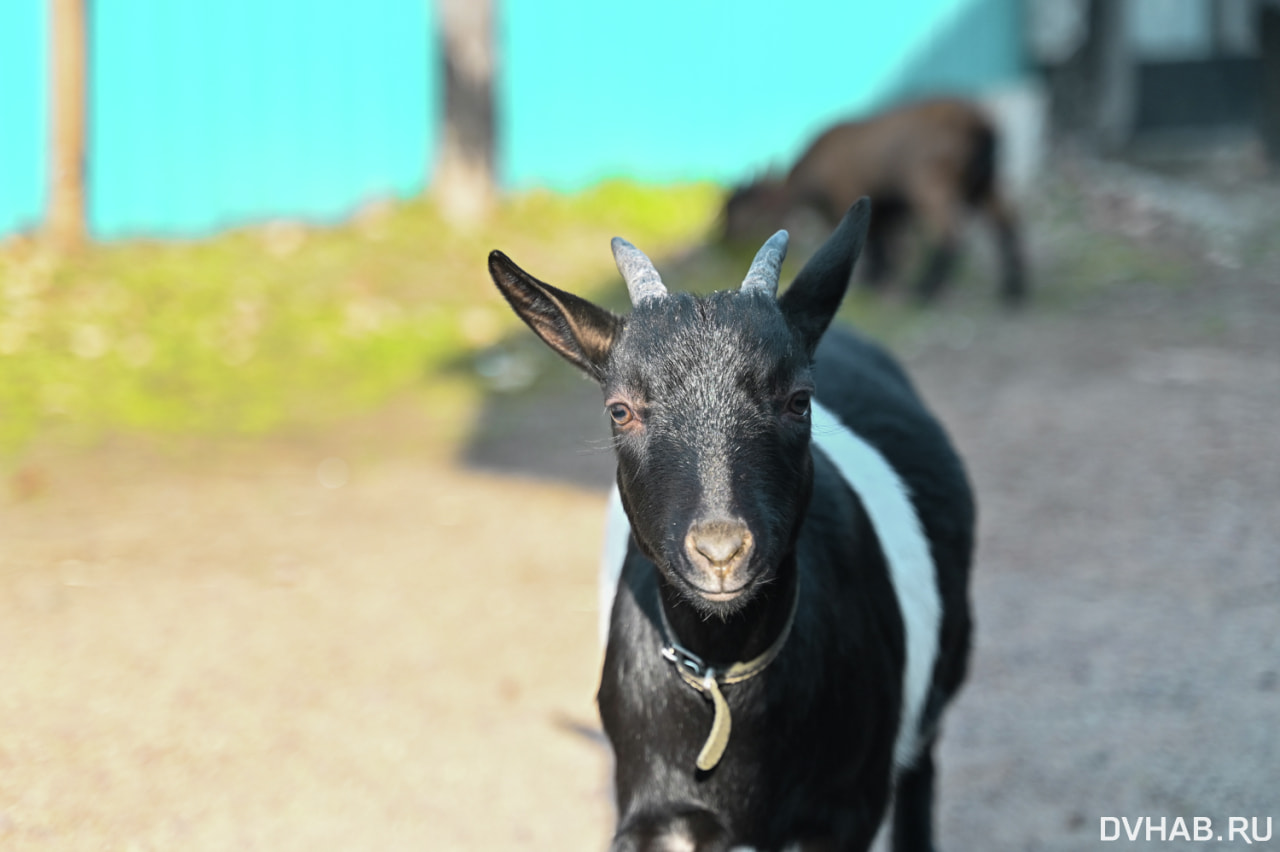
2, 160, 1278, 851
1, 446, 616, 851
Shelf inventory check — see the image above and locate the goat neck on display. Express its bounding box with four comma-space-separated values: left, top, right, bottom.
655, 556, 800, 669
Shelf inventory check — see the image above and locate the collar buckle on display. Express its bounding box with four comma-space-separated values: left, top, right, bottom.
661, 643, 713, 683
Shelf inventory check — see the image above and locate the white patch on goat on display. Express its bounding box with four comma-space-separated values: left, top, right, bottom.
599, 485, 630, 647
596, 401, 940, 772
809, 399, 939, 772
657, 828, 698, 852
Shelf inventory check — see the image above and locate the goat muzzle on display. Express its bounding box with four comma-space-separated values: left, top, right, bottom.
684, 520, 754, 593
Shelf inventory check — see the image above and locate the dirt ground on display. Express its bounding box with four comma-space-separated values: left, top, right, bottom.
2, 158, 1278, 850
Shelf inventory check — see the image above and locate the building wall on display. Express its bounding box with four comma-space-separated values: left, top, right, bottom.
0, 2, 47, 237
0, 0, 1024, 239
89, 0, 433, 238
1, 0, 433, 239
501, 0, 1025, 189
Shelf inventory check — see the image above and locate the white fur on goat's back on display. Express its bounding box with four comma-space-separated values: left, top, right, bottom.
600, 486, 630, 647
596, 400, 940, 772
808, 399, 940, 772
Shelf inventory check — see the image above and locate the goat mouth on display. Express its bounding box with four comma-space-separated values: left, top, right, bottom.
698, 588, 746, 603
682, 576, 752, 602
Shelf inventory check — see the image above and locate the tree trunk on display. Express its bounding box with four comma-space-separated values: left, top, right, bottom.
434, 0, 496, 225
47, 0, 88, 250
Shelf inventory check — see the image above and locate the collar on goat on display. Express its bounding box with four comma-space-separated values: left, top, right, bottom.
657, 586, 800, 771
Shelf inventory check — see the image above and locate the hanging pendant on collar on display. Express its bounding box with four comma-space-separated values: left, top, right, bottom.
657, 588, 800, 771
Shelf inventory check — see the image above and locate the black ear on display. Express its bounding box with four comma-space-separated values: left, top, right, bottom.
778, 197, 871, 354
488, 250, 623, 380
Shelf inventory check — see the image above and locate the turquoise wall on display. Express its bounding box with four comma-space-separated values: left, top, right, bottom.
89, 0, 433, 237
0, 0, 1022, 239
0, 1, 47, 237
501, 0, 1024, 189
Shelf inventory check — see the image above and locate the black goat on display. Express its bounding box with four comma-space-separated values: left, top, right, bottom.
489, 199, 974, 852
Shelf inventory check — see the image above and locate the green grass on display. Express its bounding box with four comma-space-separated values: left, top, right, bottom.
0, 182, 722, 458
2, 172, 1217, 462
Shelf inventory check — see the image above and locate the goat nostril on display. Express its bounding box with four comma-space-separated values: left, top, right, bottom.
689, 522, 751, 569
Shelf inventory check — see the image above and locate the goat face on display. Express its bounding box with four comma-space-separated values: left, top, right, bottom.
603, 288, 814, 611
489, 199, 871, 615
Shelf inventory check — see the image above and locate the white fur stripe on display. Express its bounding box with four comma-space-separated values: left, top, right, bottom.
596, 400, 941, 771
600, 486, 630, 648
810, 399, 939, 771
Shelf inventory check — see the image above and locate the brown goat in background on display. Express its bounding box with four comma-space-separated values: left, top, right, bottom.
723, 98, 1027, 305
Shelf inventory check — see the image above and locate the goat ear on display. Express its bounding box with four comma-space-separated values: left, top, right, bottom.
778, 197, 871, 353
488, 250, 622, 380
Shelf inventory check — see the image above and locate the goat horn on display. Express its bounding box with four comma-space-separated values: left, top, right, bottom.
611, 237, 668, 305
740, 230, 789, 298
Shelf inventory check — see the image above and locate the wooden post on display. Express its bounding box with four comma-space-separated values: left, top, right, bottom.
1093, 0, 1134, 154
1261, 3, 1280, 166
1041, 0, 1134, 154
46, 0, 88, 250
434, 0, 496, 225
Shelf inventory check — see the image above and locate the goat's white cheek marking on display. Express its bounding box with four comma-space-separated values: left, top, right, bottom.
810, 400, 941, 773
600, 486, 630, 648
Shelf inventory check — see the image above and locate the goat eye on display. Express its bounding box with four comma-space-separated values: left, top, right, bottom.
608, 403, 635, 426
786, 391, 811, 417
